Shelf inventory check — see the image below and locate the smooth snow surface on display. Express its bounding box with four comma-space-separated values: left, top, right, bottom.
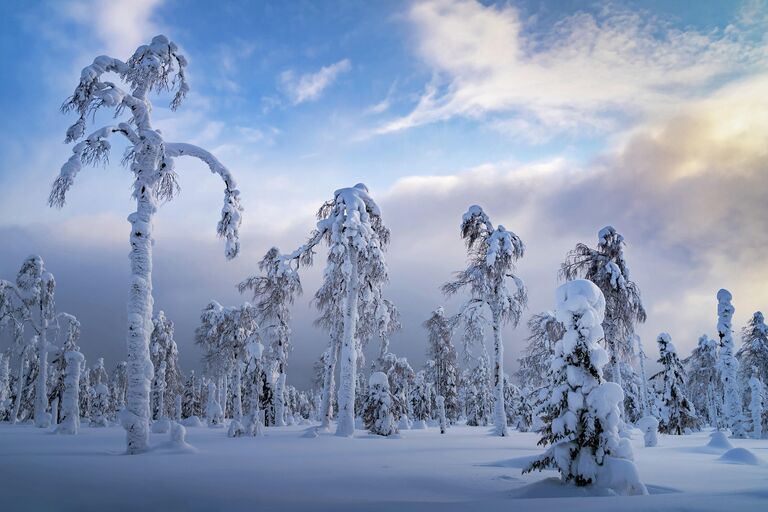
1, 424, 767, 511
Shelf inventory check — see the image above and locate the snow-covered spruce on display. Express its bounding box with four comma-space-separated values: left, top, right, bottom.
282, 183, 394, 437
465, 353, 493, 427
561, 227, 646, 420
150, 311, 182, 423
423, 307, 460, 423
238, 247, 302, 427
716, 289, 747, 438
49, 36, 242, 454
524, 279, 647, 495
650, 333, 698, 434
684, 334, 722, 428
443, 205, 526, 437
748, 372, 765, 439
364, 372, 397, 436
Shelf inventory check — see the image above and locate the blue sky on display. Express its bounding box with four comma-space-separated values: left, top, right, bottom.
0, 0, 766, 386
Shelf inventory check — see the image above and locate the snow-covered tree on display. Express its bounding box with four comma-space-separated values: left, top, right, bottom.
650, 333, 698, 434
684, 335, 722, 428
150, 311, 182, 421
0, 256, 59, 428
109, 361, 128, 419
716, 289, 747, 438
206, 381, 224, 428
364, 372, 397, 436
515, 312, 563, 392
379, 353, 414, 423
561, 227, 646, 418
465, 352, 493, 427
443, 205, 527, 436
525, 279, 646, 495
737, 312, 768, 398
748, 372, 765, 439
244, 337, 265, 436
238, 247, 302, 427
410, 370, 432, 427
90, 382, 111, 428
282, 183, 392, 437
55, 316, 83, 435
49, 35, 243, 454
423, 307, 460, 422
0, 353, 9, 420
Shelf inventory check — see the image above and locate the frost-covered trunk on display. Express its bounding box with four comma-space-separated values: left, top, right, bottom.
123, 166, 157, 454
56, 350, 83, 435
11, 350, 26, 424
707, 380, 720, 429
34, 321, 50, 428
637, 337, 649, 417
274, 371, 286, 427
491, 310, 507, 436
336, 249, 359, 437
233, 363, 243, 422
320, 342, 338, 430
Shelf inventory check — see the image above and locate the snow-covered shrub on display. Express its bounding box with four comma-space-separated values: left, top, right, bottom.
636, 416, 659, 447
364, 372, 397, 436
650, 333, 698, 434
50, 35, 243, 454
443, 205, 527, 436
525, 279, 646, 495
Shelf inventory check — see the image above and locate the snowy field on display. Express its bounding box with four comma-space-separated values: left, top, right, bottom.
2, 423, 767, 512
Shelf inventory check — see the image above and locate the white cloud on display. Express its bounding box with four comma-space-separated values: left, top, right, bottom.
63, 0, 165, 57
378, 0, 768, 137
279, 59, 352, 105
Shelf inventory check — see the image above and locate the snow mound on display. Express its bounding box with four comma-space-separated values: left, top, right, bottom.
369, 372, 388, 387
719, 448, 763, 466
151, 418, 170, 434
155, 423, 197, 454
181, 416, 203, 428
398, 415, 412, 430
302, 426, 319, 438
412, 420, 427, 430
707, 431, 734, 450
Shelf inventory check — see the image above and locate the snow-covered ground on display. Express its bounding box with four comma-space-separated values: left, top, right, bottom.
1, 423, 767, 512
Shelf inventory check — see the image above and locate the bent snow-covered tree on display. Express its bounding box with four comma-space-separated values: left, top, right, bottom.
49, 36, 243, 454
443, 205, 527, 436
561, 227, 646, 418
525, 279, 646, 495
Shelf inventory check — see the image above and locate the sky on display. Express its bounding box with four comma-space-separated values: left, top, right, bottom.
0, 0, 766, 389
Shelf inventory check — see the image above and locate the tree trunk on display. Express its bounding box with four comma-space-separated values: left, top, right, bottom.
492, 311, 507, 436
233, 363, 243, 422
34, 325, 50, 428
336, 249, 359, 437
11, 349, 27, 424
320, 340, 339, 430
274, 371, 286, 427
123, 186, 156, 454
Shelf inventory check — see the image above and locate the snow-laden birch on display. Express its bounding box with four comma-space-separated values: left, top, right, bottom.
49, 35, 242, 454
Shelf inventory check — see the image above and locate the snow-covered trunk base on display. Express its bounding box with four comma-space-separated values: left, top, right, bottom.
121, 188, 156, 454
275, 372, 286, 427
336, 250, 359, 438
436, 395, 447, 435
34, 329, 50, 428
320, 343, 338, 431
492, 315, 507, 437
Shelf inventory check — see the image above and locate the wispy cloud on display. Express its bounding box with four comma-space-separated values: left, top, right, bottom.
279, 59, 352, 105
377, 0, 768, 137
